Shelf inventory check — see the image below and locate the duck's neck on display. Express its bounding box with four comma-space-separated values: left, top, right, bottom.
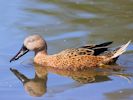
34, 50, 48, 66
35, 49, 47, 56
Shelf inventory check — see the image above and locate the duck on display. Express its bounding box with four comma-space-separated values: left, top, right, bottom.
10, 34, 131, 71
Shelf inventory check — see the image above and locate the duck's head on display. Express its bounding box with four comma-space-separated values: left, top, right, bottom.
10, 35, 47, 62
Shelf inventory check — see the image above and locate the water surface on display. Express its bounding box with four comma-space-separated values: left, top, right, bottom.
0, 0, 133, 100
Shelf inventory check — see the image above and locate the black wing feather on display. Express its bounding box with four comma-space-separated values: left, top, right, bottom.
80, 41, 113, 56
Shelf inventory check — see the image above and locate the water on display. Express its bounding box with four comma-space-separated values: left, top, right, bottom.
0, 0, 133, 99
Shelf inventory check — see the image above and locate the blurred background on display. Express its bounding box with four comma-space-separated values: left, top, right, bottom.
0, 0, 133, 100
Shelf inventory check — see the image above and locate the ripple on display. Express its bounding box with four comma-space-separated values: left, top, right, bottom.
46, 31, 89, 41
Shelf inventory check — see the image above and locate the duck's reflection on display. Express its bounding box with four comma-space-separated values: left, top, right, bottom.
10, 64, 132, 97
10, 67, 47, 97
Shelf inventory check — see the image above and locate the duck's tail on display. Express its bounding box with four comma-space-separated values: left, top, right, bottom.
111, 40, 131, 59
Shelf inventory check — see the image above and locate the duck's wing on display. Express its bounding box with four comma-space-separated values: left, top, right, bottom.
80, 41, 113, 49
59, 41, 113, 56
80, 41, 113, 56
